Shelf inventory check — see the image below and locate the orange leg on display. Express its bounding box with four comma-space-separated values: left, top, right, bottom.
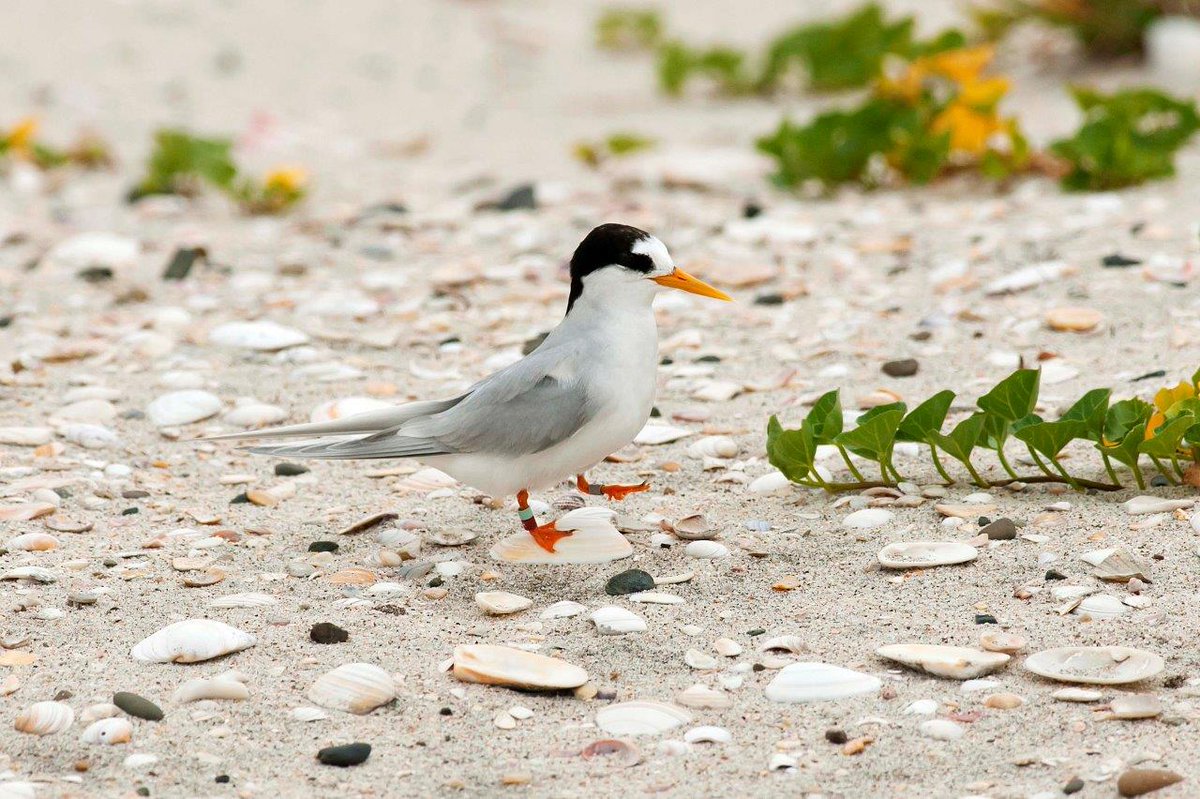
517, 489, 572, 553
576, 474, 650, 502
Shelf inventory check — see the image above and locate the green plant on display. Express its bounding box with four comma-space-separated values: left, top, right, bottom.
1050, 87, 1200, 191
596, 8, 663, 51
573, 132, 657, 167
766, 367, 1200, 493
972, 0, 1162, 59
1, 117, 112, 170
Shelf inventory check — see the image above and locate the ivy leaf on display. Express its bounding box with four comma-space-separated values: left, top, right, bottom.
1013, 419, 1088, 460
1104, 398, 1153, 443
896, 390, 955, 443
766, 416, 816, 483
1184, 423, 1200, 448
805, 390, 844, 444
1061, 388, 1111, 442
977, 368, 1041, 422
933, 412, 986, 466
835, 406, 904, 463
656, 41, 752, 96
1139, 413, 1195, 458
1097, 422, 1147, 471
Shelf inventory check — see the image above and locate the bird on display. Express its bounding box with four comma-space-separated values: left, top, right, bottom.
209, 223, 730, 553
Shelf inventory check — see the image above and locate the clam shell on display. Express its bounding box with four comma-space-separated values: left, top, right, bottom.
130, 619, 256, 663
1123, 495, 1193, 515
208, 592, 278, 609
452, 644, 588, 690
540, 601, 587, 619
580, 738, 642, 767
429, 528, 480, 547
765, 662, 882, 703
673, 514, 713, 540
748, 471, 791, 494
291, 706, 329, 722
759, 635, 809, 655
934, 503, 996, 519
595, 701, 691, 735
80, 703, 120, 722
14, 701, 74, 735
876, 644, 1010, 679
1084, 547, 1151, 582
684, 725, 732, 744
306, 663, 396, 714
634, 424, 693, 445
684, 540, 728, 559
686, 436, 738, 459
843, 508, 894, 530
490, 507, 631, 565
676, 684, 732, 709
80, 717, 133, 745
146, 390, 222, 426
590, 606, 647, 635
877, 541, 978, 569
1024, 646, 1165, 685
5, 533, 60, 552
1074, 594, 1127, 620
210, 320, 308, 351
326, 568, 378, 586
475, 591, 532, 616
172, 677, 250, 703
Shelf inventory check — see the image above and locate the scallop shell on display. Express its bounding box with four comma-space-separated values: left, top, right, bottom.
130, 619, 256, 663
306, 663, 396, 714
1024, 646, 1165, 685
475, 591, 532, 615
876, 644, 1010, 679
590, 606, 647, 635
877, 541, 978, 569
673, 514, 714, 541
633, 424, 693, 445
14, 701, 74, 735
490, 507, 632, 565
172, 677, 250, 703
1083, 547, 1151, 583
686, 436, 738, 459
684, 540, 728, 559
765, 662, 882, 703
208, 592, 278, 609
452, 644, 588, 690
80, 717, 133, 745
1074, 594, 1127, 620
595, 701, 691, 735
5, 533, 60, 552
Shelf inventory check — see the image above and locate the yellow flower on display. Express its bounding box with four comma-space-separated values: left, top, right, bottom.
932, 103, 1003, 154
1145, 381, 1197, 440
5, 116, 39, 152
263, 166, 307, 194
959, 76, 1009, 110
926, 45, 994, 85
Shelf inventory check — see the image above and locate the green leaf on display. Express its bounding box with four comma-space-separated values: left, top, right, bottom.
1013, 419, 1087, 460
896, 390, 954, 444
1184, 422, 1200, 448
766, 416, 816, 483
835, 406, 904, 463
805, 390, 844, 444
1139, 413, 1195, 458
656, 41, 751, 96
933, 412, 986, 465
1104, 398, 1153, 444
1097, 422, 1147, 470
977, 368, 1041, 422
595, 8, 662, 51
1060, 388, 1111, 442
135, 129, 238, 198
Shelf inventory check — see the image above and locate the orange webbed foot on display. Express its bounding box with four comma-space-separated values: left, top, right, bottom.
601, 481, 650, 501
528, 521, 573, 553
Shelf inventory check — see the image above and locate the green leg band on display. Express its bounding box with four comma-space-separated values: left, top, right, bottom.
518, 507, 535, 522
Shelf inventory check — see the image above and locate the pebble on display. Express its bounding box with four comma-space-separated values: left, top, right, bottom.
310, 623, 349, 644
605, 568, 655, 595
881, 358, 919, 377
113, 692, 163, 722
980, 518, 1017, 540
1046, 306, 1103, 332
1117, 769, 1183, 797
316, 742, 371, 767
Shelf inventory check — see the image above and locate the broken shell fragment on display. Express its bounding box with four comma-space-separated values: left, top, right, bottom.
1084, 547, 1151, 583
475, 591, 532, 616
130, 619, 256, 663
876, 644, 1010, 680
877, 541, 978, 569
5, 533, 60, 552
1024, 646, 1165, 685
452, 644, 588, 690
590, 606, 647, 635
306, 663, 396, 714
765, 662, 882, 703
172, 677, 250, 703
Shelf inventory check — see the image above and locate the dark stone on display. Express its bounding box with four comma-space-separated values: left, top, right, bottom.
122, 490, 150, 499
120, 409, 145, 420
230, 492, 249, 504
605, 568, 655, 596
521, 332, 550, 355
753, 293, 784, 306
316, 742, 371, 767
215, 775, 230, 784
137, 789, 150, 797
824, 728, 848, 744
310, 622, 349, 645
742, 201, 763, 218
881, 358, 919, 377
649, 406, 661, 417
909, 330, 932, 341
163, 246, 206, 281
1045, 569, 1067, 581
440, 707, 453, 716
1151, 474, 1170, 487
1063, 776, 1084, 794
1101, 253, 1141, 268
981, 518, 1017, 541
974, 614, 998, 625
0, 315, 12, 328
484, 184, 536, 212
114, 691, 164, 722
77, 266, 114, 283
121, 507, 139, 516
274, 462, 309, 477
308, 541, 338, 553
696, 355, 721, 363
359, 245, 395, 261
977, 516, 991, 526
746, 628, 765, 636
1132, 370, 1167, 382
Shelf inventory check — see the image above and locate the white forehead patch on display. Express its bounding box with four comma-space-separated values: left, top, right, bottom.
631, 235, 674, 276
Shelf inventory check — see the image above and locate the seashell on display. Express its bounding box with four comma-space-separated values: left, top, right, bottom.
765, 662, 882, 703
223, 402, 288, 428
326, 568, 378, 586
1024, 646, 1164, 685
1074, 594, 1127, 621
759, 636, 808, 655
1046, 306, 1103, 333
80, 717, 133, 745
377, 529, 421, 558
633, 424, 693, 445
596, 701, 692, 735
684, 540, 728, 559
0, 503, 57, 522
172, 677, 249, 703
44, 517, 93, 534
672, 514, 714, 540
934, 502, 997, 518
306, 663, 396, 714
877, 541, 978, 569
209, 320, 309, 351
540, 601, 587, 619
684, 725, 731, 744
903, 699, 938, 715
0, 426, 53, 446
131, 619, 256, 663
1053, 687, 1104, 702
429, 528, 480, 547
1084, 547, 1151, 583
183, 568, 226, 588
876, 644, 1010, 680
291, 706, 329, 722
5, 533, 60, 551
475, 591, 532, 616
80, 703, 121, 722
395, 467, 458, 494
490, 507, 631, 565
1116, 769, 1183, 797
980, 632, 1026, 654
714, 638, 743, 657
686, 436, 738, 459
590, 606, 647, 635
47, 231, 139, 270
685, 649, 718, 670
0, 567, 56, 583
769, 753, 798, 771
14, 701, 74, 735
676, 683, 733, 709
208, 592, 278, 609
984, 260, 1073, 295
146, 390, 222, 426
984, 692, 1024, 709
748, 471, 791, 494
1108, 694, 1161, 719
124, 753, 158, 770
843, 508, 893, 530
580, 738, 642, 767
1123, 496, 1193, 514
919, 719, 964, 741
627, 591, 684, 604
452, 644, 588, 690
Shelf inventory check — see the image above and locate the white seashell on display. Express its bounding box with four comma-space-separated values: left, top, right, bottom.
0, 426, 53, 446
540, 601, 587, 619
984, 260, 1072, 295
676, 684, 733, 709
475, 591, 532, 616
208, 592, 278, 609
80, 703, 121, 722
124, 754, 158, 770
714, 638, 743, 657
919, 719, 964, 741
63, 423, 120, 449
395, 467, 458, 494
172, 678, 249, 703
146, 390, 222, 426
877, 541, 978, 569
759, 636, 808, 655
590, 606, 647, 635
0, 505, 57, 524
490, 507, 631, 565
452, 644, 588, 690
291, 706, 329, 722
80, 717, 133, 745
765, 662, 882, 703
48, 232, 140, 270
748, 471, 791, 494
903, 699, 938, 715
627, 591, 684, 605
1123, 496, 1193, 515
934, 502, 997, 518
5, 533, 60, 552
876, 644, 1010, 679
685, 649, 718, 670
634, 424, 693, 445
769, 753, 798, 771
0, 566, 56, 583
130, 619, 256, 663
1109, 694, 1161, 719
223, 403, 288, 428
14, 701, 74, 735
691, 380, 742, 402
684, 540, 728, 559
596, 701, 691, 735
686, 436, 738, 459
684, 725, 732, 744
961, 678, 1000, 693
1074, 594, 1127, 620
1024, 646, 1164, 685
843, 508, 894, 530
306, 663, 396, 714
1084, 547, 1151, 582
309, 396, 394, 423
1052, 687, 1104, 703
673, 514, 714, 540
209, 320, 309, 351
980, 632, 1026, 654
429, 528, 480, 547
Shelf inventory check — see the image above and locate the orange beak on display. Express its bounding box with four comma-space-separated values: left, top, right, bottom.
652, 268, 733, 301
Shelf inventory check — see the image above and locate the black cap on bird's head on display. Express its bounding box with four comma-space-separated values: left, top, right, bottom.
566, 223, 731, 312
